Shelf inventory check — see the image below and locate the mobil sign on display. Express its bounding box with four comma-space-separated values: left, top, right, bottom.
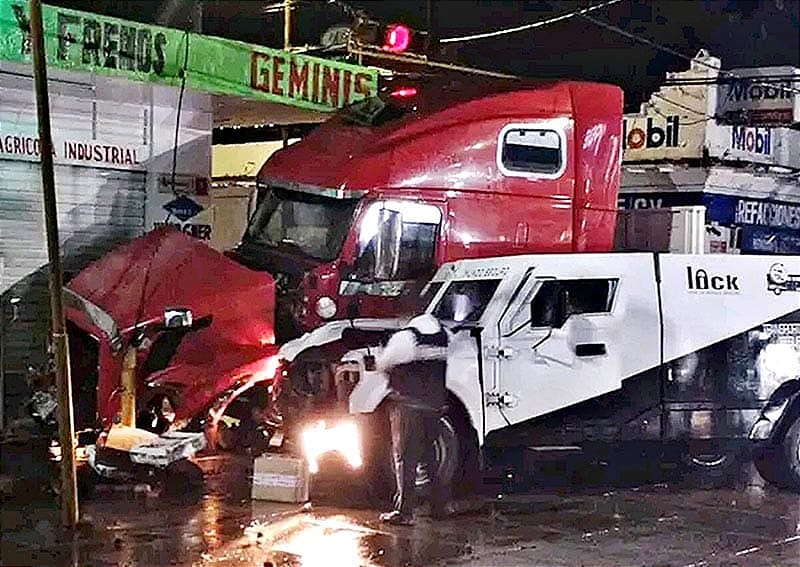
622, 112, 704, 161
707, 121, 800, 168
716, 65, 800, 127
731, 125, 772, 155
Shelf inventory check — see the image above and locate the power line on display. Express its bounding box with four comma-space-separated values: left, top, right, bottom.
650, 93, 713, 124
579, 12, 800, 97
440, 0, 624, 44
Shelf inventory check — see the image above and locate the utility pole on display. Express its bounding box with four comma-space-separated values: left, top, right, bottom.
426, 0, 433, 53
191, 1, 203, 33
29, 0, 79, 528
284, 0, 292, 50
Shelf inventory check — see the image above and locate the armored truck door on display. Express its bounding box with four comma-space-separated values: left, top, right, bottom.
488, 255, 660, 432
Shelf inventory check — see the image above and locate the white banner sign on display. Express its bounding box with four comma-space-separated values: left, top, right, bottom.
706, 122, 800, 168
0, 131, 147, 170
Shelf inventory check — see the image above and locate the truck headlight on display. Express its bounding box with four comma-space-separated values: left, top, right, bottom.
301, 420, 362, 474
315, 296, 337, 319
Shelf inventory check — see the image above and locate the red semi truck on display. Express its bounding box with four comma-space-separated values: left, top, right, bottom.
61, 76, 624, 446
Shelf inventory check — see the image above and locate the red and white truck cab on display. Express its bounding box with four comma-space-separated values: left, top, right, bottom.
232, 77, 623, 341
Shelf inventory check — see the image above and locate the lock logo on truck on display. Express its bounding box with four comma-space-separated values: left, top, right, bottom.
686, 267, 741, 294
766, 263, 800, 295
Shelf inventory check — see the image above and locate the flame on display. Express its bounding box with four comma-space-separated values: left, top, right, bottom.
301, 420, 362, 474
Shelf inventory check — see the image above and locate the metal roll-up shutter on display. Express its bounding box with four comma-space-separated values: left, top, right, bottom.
0, 161, 145, 419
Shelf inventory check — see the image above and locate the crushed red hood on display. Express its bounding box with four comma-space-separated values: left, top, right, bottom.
65, 228, 278, 424
67, 228, 275, 343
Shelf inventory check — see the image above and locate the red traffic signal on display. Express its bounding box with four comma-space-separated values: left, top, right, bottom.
382, 24, 411, 53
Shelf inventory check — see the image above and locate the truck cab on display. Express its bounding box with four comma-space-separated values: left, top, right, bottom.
230, 76, 623, 342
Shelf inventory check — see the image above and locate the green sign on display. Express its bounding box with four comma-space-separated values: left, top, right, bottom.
0, 0, 378, 113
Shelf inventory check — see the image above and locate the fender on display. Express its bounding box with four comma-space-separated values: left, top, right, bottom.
342, 335, 484, 445
750, 379, 800, 445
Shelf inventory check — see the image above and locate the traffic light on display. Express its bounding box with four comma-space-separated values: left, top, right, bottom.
382, 24, 411, 53
351, 19, 431, 55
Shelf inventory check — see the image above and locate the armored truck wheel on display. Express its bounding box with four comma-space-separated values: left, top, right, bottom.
365, 402, 479, 505
754, 447, 791, 488
756, 415, 800, 491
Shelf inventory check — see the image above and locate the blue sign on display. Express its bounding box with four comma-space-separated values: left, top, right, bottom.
741, 226, 800, 255
163, 195, 204, 222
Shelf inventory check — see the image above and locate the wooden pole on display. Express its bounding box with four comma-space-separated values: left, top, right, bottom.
284, 0, 292, 50
29, 0, 79, 528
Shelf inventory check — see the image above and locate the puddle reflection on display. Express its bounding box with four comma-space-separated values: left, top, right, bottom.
272, 516, 376, 566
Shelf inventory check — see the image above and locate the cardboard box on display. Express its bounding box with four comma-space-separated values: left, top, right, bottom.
251, 454, 309, 503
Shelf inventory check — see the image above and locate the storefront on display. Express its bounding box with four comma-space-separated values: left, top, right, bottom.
621, 166, 800, 254
0, 0, 379, 423
0, 61, 213, 416
620, 50, 800, 256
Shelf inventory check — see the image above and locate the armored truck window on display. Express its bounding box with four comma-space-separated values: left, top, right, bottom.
420, 281, 444, 307
433, 279, 501, 323
531, 279, 618, 327
499, 128, 563, 175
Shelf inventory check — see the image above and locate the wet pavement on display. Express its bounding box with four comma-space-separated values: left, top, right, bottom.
2, 453, 800, 566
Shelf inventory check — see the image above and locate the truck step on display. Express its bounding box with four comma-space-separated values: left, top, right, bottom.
526, 446, 582, 452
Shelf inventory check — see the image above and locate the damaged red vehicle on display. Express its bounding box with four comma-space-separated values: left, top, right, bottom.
63, 229, 280, 449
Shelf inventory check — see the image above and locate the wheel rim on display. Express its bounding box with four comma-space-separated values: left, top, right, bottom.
796, 436, 800, 465
690, 454, 729, 468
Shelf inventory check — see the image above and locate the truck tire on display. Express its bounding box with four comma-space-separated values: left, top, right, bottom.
754, 447, 791, 488
365, 403, 479, 505
434, 404, 481, 498
675, 443, 738, 488
759, 416, 800, 491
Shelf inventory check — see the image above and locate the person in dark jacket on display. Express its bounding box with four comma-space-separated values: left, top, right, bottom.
376, 313, 450, 525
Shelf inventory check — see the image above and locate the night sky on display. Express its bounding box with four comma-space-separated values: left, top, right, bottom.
52, 0, 800, 111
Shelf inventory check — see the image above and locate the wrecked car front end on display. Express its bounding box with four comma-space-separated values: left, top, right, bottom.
58, 228, 281, 450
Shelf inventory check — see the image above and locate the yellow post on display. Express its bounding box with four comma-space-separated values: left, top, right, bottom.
120, 346, 137, 427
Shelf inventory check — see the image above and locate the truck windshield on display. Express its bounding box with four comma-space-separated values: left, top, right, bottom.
245, 187, 359, 261
432, 279, 502, 323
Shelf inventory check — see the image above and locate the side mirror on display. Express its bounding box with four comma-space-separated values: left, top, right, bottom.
8, 296, 20, 323
164, 307, 193, 328
530, 287, 569, 329
374, 209, 402, 280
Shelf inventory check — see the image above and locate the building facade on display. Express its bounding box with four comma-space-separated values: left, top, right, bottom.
620, 50, 800, 255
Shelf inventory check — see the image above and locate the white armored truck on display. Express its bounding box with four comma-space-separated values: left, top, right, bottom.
276, 253, 800, 492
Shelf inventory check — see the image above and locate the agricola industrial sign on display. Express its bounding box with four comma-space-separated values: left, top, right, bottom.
0, 0, 377, 113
